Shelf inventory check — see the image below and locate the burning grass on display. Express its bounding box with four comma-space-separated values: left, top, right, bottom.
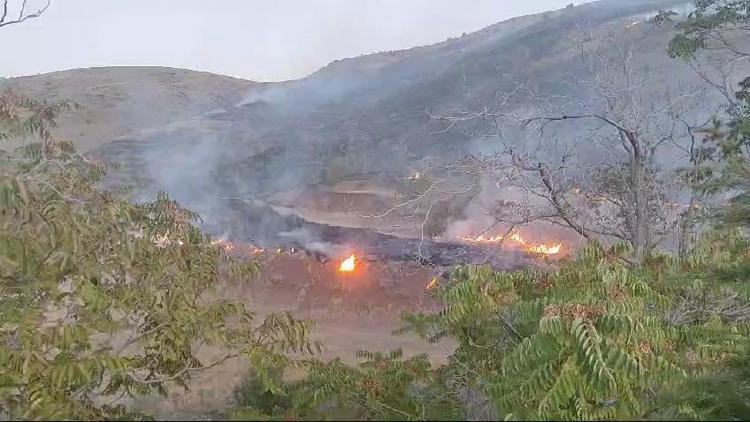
338, 254, 357, 273
458, 229, 563, 257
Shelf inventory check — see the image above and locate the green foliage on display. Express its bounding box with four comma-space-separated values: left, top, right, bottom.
290, 349, 463, 420
397, 234, 750, 420
0, 96, 317, 419
714, 158, 750, 227
651, 348, 750, 420
661, 0, 750, 230
657, 0, 750, 60
699, 112, 750, 229
232, 366, 294, 419
229, 231, 748, 421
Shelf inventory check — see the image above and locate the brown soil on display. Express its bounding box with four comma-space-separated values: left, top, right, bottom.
133, 250, 455, 418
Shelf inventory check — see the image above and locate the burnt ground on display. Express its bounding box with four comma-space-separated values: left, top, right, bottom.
204, 200, 537, 269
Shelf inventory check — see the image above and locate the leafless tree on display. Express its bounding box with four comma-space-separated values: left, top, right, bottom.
0, 0, 50, 29
431, 31, 712, 260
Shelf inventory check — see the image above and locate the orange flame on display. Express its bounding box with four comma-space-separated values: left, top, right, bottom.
508, 232, 525, 243
527, 243, 562, 255
459, 234, 505, 243
459, 230, 562, 256
211, 239, 235, 251
211, 239, 268, 255
426, 277, 439, 290
339, 254, 357, 272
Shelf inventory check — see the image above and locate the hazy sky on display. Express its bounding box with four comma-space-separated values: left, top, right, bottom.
1, 0, 587, 81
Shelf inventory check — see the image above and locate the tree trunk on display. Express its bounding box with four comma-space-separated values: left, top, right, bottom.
630, 144, 650, 259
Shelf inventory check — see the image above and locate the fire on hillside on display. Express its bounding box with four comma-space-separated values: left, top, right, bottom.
208, 225, 566, 317
338, 254, 357, 273
458, 230, 563, 257
205, 200, 569, 275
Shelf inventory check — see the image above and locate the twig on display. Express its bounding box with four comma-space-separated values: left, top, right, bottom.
126, 353, 239, 385
0, 0, 50, 28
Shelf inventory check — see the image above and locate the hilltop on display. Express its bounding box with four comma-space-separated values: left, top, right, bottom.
0, 66, 253, 151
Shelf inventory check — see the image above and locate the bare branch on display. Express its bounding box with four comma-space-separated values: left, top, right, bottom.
1, 1, 8, 23
0, 0, 50, 28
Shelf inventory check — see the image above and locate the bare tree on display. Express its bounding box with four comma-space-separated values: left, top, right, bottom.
431, 31, 712, 260
0, 0, 51, 29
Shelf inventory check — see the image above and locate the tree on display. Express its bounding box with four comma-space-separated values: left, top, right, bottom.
0, 9, 320, 419
0, 0, 51, 29
430, 32, 710, 260
0, 105, 318, 418
0, 21, 317, 416
662, 0, 750, 63
288, 349, 462, 421
657, 0, 750, 230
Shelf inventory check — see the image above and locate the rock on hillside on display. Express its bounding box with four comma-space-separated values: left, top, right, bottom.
0, 66, 254, 151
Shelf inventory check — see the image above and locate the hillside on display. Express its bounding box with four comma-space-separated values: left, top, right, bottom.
80, 1, 702, 238
3, 1, 707, 244
0, 66, 254, 151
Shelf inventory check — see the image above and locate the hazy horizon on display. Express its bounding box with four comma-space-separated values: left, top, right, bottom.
2, 0, 589, 81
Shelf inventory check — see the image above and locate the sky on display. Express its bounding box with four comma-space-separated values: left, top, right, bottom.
1, 0, 588, 81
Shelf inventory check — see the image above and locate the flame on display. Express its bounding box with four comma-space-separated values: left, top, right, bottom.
508, 232, 525, 243
426, 277, 439, 290
212, 239, 237, 253
527, 243, 562, 255
460, 234, 504, 243
211, 239, 267, 255
459, 230, 525, 245
339, 254, 357, 272
459, 230, 562, 256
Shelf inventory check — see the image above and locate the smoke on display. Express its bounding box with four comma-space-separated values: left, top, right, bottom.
444, 175, 504, 238
278, 227, 347, 258
94, 0, 714, 259
237, 73, 367, 108
137, 132, 229, 222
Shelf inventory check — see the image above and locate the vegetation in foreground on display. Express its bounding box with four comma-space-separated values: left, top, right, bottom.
0, 94, 317, 419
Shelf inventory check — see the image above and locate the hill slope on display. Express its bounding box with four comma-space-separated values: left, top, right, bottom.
84, 1, 699, 230
9, 1, 709, 243
0, 66, 254, 151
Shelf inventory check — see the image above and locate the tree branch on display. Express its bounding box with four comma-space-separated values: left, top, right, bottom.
524, 113, 639, 151
1, 1, 8, 24
126, 353, 239, 385
0, 0, 50, 28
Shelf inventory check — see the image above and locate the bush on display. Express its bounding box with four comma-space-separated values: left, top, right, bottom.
232, 367, 293, 419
